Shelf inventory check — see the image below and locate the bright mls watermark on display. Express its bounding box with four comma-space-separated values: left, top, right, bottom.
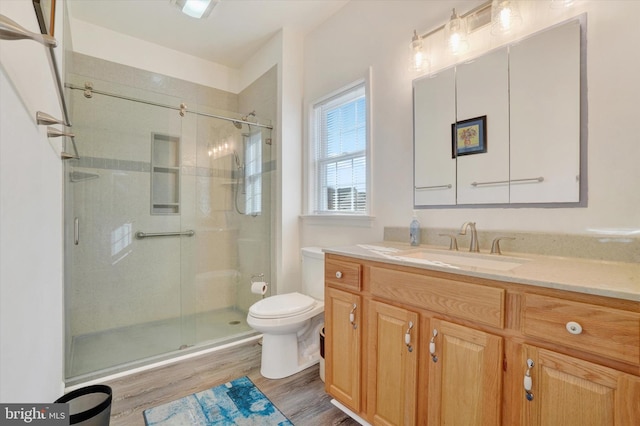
1, 404, 68, 425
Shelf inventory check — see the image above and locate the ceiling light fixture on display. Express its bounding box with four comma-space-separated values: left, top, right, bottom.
170, 0, 218, 19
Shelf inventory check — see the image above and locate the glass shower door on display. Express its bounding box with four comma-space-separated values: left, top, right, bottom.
184, 108, 273, 348
64, 76, 192, 380
63, 69, 275, 382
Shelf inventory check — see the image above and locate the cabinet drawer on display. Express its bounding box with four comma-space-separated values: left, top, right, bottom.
325, 258, 361, 291
369, 267, 505, 328
523, 293, 640, 365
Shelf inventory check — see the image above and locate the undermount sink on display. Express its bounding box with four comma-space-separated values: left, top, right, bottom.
395, 249, 529, 272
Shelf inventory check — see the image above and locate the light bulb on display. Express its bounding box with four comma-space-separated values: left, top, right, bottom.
409, 30, 429, 73
446, 9, 469, 55
491, 0, 522, 35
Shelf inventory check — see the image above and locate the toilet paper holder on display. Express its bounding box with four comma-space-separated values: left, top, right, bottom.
251, 273, 268, 298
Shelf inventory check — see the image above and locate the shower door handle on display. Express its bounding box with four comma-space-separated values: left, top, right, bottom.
74, 217, 79, 245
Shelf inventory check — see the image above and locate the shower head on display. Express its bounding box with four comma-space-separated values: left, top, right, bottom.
233, 150, 243, 170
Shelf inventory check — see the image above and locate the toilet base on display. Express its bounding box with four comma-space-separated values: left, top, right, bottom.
259, 315, 323, 379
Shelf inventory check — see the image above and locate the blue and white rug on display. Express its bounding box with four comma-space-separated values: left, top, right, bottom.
143, 376, 293, 425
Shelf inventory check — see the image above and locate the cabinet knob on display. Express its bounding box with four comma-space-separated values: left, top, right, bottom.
335, 271, 343, 279
349, 304, 357, 329
566, 321, 582, 335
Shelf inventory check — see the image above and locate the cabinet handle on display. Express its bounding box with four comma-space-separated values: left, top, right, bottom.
566, 321, 582, 335
429, 329, 438, 362
349, 304, 357, 329
405, 321, 414, 352
471, 177, 544, 187
415, 184, 452, 190
335, 271, 343, 279
524, 358, 534, 401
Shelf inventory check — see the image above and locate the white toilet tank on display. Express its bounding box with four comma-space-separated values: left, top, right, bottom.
301, 247, 325, 301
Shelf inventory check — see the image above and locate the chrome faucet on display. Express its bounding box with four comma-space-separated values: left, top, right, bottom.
459, 221, 479, 252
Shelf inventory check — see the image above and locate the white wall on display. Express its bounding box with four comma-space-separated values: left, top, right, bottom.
69, 18, 241, 94
0, 0, 65, 402
301, 0, 640, 248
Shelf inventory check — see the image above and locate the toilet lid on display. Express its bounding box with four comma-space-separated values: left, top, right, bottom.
249, 292, 317, 319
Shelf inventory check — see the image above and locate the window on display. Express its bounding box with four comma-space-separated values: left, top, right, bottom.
244, 131, 262, 216
308, 80, 369, 215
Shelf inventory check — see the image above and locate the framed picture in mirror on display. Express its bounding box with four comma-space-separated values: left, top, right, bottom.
452, 115, 487, 157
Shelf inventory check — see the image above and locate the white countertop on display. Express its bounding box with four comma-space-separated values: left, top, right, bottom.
324, 243, 640, 302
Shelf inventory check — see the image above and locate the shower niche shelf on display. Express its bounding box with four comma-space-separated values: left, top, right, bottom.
151, 133, 180, 215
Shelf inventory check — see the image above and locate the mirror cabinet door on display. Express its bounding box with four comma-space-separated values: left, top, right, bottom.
509, 20, 581, 203
456, 47, 510, 205
414, 68, 456, 206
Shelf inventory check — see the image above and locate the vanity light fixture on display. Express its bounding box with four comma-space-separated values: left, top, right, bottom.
170, 0, 218, 19
409, 30, 429, 73
409, 1, 492, 74
445, 8, 469, 55
490, 0, 522, 35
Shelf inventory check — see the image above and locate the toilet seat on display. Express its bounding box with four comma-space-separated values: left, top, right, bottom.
249, 292, 317, 319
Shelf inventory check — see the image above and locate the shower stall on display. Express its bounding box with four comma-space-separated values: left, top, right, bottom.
63, 55, 276, 384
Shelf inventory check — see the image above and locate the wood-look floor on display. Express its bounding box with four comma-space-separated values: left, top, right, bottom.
105, 339, 359, 425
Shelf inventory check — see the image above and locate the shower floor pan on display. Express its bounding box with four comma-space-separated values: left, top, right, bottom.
67, 307, 255, 382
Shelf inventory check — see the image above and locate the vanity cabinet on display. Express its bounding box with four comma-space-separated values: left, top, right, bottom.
324, 252, 640, 426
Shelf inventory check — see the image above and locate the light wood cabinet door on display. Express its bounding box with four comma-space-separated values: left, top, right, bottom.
325, 287, 362, 413
521, 345, 640, 426
368, 300, 419, 426
427, 319, 503, 426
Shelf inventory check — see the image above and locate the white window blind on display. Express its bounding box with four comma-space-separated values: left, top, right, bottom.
311, 83, 367, 215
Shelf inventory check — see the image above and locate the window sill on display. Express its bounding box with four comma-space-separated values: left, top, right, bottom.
300, 214, 375, 228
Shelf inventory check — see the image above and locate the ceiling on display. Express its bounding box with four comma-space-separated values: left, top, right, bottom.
66, 0, 350, 69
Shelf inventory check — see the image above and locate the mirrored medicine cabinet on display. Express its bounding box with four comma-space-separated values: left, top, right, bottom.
413, 17, 585, 208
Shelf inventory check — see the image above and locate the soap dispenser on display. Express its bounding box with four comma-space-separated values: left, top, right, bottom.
409, 211, 421, 246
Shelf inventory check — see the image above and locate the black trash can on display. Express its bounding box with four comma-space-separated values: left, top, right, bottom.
55, 385, 112, 426
319, 326, 325, 382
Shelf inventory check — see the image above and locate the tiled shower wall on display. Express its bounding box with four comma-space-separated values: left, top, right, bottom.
66, 53, 276, 337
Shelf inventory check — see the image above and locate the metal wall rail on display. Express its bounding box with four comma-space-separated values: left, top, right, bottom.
135, 230, 196, 239
65, 82, 274, 130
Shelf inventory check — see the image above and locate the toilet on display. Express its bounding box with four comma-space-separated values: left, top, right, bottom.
247, 247, 325, 379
